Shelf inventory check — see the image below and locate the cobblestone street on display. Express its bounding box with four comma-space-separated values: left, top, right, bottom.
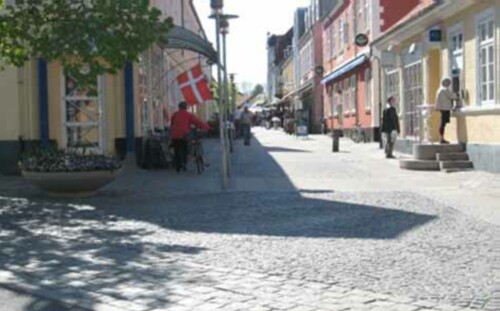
1, 128, 499, 311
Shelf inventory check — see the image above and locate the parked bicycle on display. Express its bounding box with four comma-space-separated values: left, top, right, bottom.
353, 123, 365, 143
189, 129, 209, 174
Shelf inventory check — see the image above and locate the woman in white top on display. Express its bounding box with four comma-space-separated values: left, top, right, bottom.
435, 78, 459, 144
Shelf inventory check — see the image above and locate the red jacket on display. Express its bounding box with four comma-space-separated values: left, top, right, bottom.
170, 109, 209, 140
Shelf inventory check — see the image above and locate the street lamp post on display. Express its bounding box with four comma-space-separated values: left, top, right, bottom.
209, 1, 229, 190
220, 14, 238, 163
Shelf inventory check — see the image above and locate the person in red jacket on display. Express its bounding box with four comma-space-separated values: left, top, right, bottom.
170, 102, 209, 172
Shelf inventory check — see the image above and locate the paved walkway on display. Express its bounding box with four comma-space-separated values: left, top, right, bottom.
0, 128, 499, 311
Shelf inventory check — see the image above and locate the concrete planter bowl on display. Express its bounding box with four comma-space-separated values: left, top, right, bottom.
22, 170, 120, 197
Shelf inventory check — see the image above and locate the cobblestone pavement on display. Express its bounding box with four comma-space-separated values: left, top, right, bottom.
0, 128, 499, 311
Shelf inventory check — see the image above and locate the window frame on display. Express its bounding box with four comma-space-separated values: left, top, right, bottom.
475, 7, 496, 107
364, 67, 372, 113
350, 75, 357, 114
364, 0, 371, 32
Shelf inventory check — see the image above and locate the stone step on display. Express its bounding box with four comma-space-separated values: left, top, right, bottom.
400, 159, 440, 171
443, 168, 475, 173
413, 144, 465, 160
439, 160, 474, 170
436, 152, 469, 161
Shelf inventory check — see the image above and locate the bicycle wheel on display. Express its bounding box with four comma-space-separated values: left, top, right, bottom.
196, 155, 204, 174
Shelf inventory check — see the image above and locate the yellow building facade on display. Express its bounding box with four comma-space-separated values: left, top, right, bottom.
0, 0, 211, 175
374, 0, 500, 172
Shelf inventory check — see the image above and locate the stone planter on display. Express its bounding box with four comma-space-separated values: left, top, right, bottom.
21, 170, 120, 197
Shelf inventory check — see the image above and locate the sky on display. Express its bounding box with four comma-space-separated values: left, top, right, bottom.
193, 0, 310, 93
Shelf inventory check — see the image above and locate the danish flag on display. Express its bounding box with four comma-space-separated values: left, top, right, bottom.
177, 64, 213, 105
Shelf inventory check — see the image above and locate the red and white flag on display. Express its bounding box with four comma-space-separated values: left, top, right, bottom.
177, 64, 212, 105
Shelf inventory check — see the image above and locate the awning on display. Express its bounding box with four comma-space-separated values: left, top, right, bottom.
321, 55, 368, 85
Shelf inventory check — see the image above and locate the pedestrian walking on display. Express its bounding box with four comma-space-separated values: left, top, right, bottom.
435, 77, 459, 144
381, 96, 400, 159
170, 102, 209, 172
240, 107, 253, 146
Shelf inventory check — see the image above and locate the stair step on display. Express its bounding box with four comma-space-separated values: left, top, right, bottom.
413, 144, 465, 160
400, 159, 440, 171
439, 161, 474, 170
443, 168, 474, 173
436, 152, 469, 161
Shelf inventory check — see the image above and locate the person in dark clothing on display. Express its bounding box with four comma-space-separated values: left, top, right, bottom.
381, 96, 400, 159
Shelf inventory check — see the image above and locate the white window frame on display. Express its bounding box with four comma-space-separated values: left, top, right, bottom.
357, 0, 364, 34
447, 23, 464, 77
344, 13, 350, 47
331, 24, 337, 58
385, 68, 400, 113
60, 73, 106, 153
364, 0, 371, 32
475, 7, 496, 107
339, 18, 344, 53
350, 75, 357, 113
325, 28, 331, 60
343, 78, 350, 115
364, 67, 372, 112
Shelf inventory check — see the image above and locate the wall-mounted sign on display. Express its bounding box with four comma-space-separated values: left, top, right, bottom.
429, 29, 442, 42
355, 34, 369, 47
314, 66, 324, 76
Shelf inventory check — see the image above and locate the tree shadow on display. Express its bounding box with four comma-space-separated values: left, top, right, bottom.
0, 197, 209, 311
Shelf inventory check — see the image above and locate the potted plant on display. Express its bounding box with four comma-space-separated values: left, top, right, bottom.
19, 148, 122, 197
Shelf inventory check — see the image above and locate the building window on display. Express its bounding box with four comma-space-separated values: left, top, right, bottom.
357, 0, 364, 34
364, 68, 372, 112
62, 74, 105, 152
331, 24, 336, 57
339, 18, 344, 52
333, 84, 341, 116
477, 11, 495, 106
343, 78, 350, 114
350, 75, 357, 113
403, 62, 423, 137
325, 28, 331, 60
449, 28, 464, 75
364, 0, 371, 31
344, 13, 350, 46
385, 69, 400, 112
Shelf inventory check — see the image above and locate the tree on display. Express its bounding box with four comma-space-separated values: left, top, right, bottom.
251, 84, 264, 98
0, 0, 173, 86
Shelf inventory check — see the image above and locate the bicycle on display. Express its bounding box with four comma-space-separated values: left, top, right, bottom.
189, 130, 208, 174
353, 124, 365, 143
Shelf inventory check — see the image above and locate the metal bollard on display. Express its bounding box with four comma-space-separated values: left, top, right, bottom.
332, 130, 340, 153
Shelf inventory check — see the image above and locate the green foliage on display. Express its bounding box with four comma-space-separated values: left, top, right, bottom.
19, 146, 122, 172
0, 0, 173, 85
251, 84, 264, 97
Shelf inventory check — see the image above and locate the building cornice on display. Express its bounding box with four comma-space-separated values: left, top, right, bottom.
372, 0, 475, 49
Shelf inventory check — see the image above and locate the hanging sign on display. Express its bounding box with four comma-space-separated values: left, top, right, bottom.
355, 34, 369, 47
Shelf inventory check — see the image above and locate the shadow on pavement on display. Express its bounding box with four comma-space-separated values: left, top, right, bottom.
264, 146, 311, 153
0, 129, 437, 310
